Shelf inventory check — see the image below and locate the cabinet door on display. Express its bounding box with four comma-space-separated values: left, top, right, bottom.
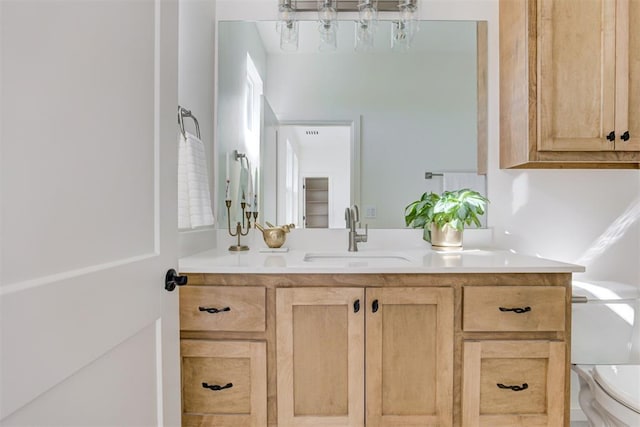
366, 288, 454, 427
276, 288, 365, 426
181, 340, 267, 427
538, 0, 616, 151
615, 0, 640, 151
462, 340, 565, 427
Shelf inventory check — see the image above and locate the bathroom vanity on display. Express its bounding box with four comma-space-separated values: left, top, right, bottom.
178, 248, 583, 427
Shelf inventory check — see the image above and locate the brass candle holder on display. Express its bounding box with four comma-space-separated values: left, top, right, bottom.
226, 199, 258, 251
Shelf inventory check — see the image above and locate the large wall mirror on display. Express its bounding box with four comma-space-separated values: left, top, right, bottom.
216, 19, 487, 229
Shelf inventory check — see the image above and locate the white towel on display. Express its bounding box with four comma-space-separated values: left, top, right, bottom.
178, 132, 215, 229
442, 172, 487, 227
443, 172, 486, 195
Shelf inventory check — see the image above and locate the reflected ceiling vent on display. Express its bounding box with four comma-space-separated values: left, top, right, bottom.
305, 130, 320, 135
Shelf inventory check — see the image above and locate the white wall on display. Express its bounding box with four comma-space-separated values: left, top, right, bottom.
178, 0, 217, 256
216, 21, 268, 224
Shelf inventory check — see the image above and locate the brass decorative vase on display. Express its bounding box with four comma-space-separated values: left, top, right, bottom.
430, 223, 463, 250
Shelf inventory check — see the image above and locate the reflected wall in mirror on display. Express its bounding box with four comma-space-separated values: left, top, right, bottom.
217, 20, 486, 229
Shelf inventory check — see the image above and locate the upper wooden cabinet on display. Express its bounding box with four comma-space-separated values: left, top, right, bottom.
500, 0, 640, 168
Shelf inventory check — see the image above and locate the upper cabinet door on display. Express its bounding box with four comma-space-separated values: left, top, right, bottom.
365, 287, 454, 427
616, 0, 640, 151
500, 0, 640, 167
538, 0, 616, 151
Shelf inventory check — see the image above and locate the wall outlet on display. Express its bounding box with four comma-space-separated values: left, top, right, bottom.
364, 206, 377, 219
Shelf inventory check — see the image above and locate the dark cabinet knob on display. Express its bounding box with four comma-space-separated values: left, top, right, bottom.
354, 299, 360, 313
606, 131, 615, 141
621, 131, 630, 141
372, 299, 379, 313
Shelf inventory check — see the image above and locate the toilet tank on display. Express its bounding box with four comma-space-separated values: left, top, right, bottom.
572, 280, 640, 365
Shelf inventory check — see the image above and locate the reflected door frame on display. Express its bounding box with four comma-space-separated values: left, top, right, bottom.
275, 118, 361, 228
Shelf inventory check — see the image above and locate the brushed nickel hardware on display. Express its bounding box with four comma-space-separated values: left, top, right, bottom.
345, 205, 368, 251
425, 172, 444, 179
177, 106, 200, 139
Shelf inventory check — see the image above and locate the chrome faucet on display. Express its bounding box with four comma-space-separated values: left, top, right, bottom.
345, 205, 368, 252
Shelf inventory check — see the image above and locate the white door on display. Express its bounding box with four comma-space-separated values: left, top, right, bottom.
1, 1, 181, 425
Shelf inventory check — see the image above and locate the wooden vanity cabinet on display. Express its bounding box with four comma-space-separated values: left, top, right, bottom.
275, 287, 454, 427
500, 0, 640, 168
179, 285, 268, 427
180, 273, 572, 427
461, 286, 569, 427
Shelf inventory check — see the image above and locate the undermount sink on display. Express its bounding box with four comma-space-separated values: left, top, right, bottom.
303, 252, 414, 265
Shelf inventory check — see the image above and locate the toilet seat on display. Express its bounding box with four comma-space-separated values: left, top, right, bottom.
593, 365, 640, 414
573, 364, 640, 427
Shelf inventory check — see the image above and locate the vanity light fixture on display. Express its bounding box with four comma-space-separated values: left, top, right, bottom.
276, 0, 418, 52
392, 0, 418, 50
278, 0, 299, 51
318, 0, 338, 51
355, 0, 378, 52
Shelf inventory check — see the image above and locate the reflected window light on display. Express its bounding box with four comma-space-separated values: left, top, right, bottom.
575, 197, 640, 266
573, 281, 636, 326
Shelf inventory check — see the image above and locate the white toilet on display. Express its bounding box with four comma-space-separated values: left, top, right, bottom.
572, 280, 640, 427
573, 364, 640, 427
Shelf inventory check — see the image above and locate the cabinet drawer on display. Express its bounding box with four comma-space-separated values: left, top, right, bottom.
180, 286, 266, 332
181, 340, 266, 427
463, 286, 565, 332
462, 340, 565, 426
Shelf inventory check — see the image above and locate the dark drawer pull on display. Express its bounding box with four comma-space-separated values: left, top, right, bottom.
198, 306, 231, 314
497, 382, 528, 392
202, 382, 233, 391
499, 306, 531, 314
354, 299, 360, 313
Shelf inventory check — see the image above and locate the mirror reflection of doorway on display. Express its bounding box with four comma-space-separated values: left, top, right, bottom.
276, 125, 351, 228
304, 177, 329, 228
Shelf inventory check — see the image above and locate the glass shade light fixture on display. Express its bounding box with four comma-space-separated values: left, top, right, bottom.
318, 0, 338, 51
393, 0, 418, 50
355, 0, 378, 52
278, 0, 299, 51
391, 20, 410, 52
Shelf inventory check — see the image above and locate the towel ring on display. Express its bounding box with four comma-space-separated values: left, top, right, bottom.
178, 106, 201, 139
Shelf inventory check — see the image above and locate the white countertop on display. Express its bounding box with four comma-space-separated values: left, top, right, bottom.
179, 247, 585, 274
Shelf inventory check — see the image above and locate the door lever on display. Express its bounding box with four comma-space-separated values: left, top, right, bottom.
165, 269, 188, 291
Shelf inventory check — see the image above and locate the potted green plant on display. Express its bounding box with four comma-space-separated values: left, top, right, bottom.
404, 189, 488, 249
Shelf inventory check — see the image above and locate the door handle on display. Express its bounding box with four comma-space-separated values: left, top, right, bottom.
165, 269, 188, 291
